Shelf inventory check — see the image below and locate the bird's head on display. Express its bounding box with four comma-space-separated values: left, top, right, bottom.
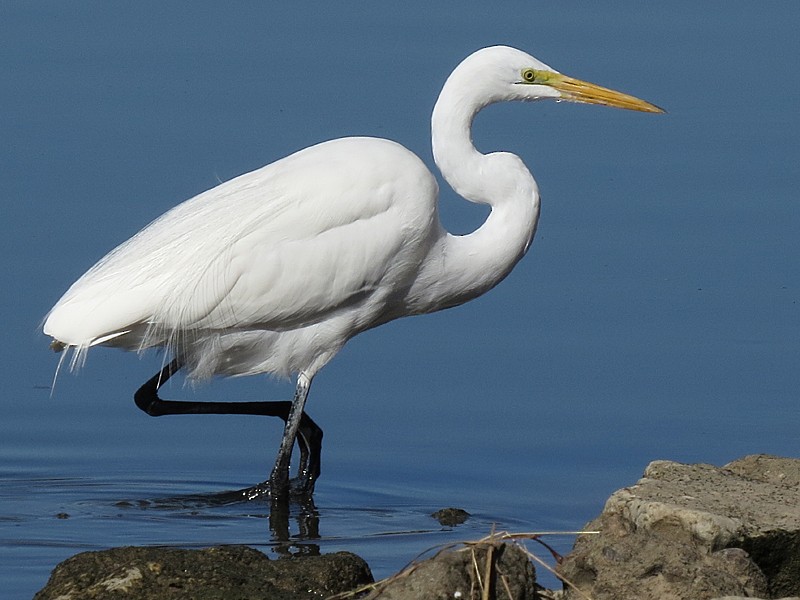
457, 45, 664, 114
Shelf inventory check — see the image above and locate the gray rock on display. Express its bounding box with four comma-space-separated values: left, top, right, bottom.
558, 455, 800, 600
366, 541, 538, 599
34, 545, 372, 600
431, 507, 471, 527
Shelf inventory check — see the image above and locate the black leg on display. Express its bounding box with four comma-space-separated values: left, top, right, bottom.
268, 374, 313, 497
134, 360, 322, 496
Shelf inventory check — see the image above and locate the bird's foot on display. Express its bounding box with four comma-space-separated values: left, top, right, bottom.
237, 474, 315, 502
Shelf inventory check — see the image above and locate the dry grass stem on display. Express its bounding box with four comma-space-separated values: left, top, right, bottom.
481, 541, 495, 600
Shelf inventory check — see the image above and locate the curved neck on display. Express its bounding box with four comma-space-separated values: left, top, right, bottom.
407, 62, 540, 313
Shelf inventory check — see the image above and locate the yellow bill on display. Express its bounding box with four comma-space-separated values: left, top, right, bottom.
532, 70, 664, 113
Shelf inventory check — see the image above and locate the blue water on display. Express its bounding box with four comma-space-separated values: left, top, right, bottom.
2, 2, 799, 597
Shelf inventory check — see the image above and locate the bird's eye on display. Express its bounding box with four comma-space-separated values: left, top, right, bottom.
521, 68, 537, 83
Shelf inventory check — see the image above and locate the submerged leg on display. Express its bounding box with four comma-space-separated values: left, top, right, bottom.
134, 360, 322, 494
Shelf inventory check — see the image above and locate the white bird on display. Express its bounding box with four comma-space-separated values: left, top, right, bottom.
44, 46, 662, 498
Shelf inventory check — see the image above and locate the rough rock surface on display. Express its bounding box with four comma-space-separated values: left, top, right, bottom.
34, 545, 372, 600
431, 507, 471, 527
366, 540, 538, 599
558, 454, 800, 600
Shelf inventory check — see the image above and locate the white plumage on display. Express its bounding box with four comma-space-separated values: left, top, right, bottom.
46, 137, 438, 379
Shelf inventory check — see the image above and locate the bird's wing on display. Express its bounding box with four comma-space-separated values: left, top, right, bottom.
44, 138, 438, 350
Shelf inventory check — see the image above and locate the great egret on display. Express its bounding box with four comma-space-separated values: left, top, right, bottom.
44, 46, 662, 498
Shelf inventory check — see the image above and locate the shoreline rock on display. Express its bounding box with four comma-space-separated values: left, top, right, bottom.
558, 454, 800, 600
364, 539, 538, 599
33, 545, 373, 600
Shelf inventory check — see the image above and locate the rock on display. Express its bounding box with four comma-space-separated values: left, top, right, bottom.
366, 540, 538, 599
431, 507, 471, 526
558, 455, 800, 600
34, 545, 373, 600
